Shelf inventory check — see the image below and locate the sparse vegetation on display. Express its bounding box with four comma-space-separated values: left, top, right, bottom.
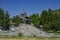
33, 34, 36, 37
18, 32, 23, 36
0, 37, 60, 40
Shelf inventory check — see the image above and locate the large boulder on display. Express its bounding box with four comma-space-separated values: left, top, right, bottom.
0, 23, 52, 37
16, 23, 52, 37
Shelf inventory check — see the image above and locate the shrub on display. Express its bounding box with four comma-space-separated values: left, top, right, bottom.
33, 34, 36, 37
18, 32, 23, 36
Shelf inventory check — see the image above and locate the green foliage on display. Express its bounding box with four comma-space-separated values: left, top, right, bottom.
0, 8, 4, 26
29, 13, 40, 27
18, 32, 23, 36
12, 15, 21, 27
0, 8, 10, 30
40, 10, 49, 30
40, 8, 60, 31
33, 34, 36, 37
0, 7, 60, 32
40, 10, 48, 25
3, 11, 10, 28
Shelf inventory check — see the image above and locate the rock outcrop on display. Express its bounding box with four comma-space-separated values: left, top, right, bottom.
0, 23, 52, 37
16, 23, 52, 37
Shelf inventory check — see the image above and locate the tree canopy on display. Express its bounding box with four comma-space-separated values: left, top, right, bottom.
0, 8, 60, 31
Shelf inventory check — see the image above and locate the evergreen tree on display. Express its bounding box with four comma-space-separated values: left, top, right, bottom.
29, 13, 40, 27
12, 15, 21, 26
0, 8, 4, 27
3, 11, 10, 30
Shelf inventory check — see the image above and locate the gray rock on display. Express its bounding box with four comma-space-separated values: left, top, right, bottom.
16, 23, 52, 37
0, 23, 52, 37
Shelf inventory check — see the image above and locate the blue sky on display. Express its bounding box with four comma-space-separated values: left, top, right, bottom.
0, 0, 60, 17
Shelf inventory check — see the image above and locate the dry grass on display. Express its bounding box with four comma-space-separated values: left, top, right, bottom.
0, 37, 60, 40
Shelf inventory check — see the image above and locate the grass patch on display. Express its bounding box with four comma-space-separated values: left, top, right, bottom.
0, 36, 60, 40
0, 37, 60, 40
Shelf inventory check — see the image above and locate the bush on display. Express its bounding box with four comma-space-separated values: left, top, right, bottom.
33, 34, 36, 37
18, 32, 23, 36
